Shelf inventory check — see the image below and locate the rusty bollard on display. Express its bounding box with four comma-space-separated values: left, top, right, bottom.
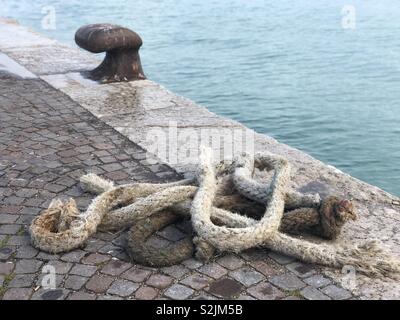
75, 23, 146, 83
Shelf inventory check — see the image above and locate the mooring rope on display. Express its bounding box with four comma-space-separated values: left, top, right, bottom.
29, 147, 400, 278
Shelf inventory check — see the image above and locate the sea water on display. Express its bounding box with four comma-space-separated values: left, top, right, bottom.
2, 0, 399, 196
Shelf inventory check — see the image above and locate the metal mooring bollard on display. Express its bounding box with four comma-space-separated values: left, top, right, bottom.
75, 23, 146, 83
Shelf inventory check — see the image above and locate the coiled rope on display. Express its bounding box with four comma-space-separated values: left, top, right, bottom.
29, 147, 400, 278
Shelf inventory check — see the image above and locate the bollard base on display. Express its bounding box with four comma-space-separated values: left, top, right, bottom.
84, 48, 146, 83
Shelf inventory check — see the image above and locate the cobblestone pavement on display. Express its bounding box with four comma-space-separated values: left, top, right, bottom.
0, 71, 355, 300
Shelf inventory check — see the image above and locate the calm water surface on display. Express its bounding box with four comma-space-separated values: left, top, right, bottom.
2, 0, 399, 196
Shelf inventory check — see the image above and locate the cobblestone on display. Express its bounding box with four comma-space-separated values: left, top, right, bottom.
64, 275, 89, 290
85, 275, 114, 294
32, 289, 70, 300
97, 295, 123, 300
0, 247, 15, 261
284, 296, 302, 300
15, 259, 43, 274
237, 294, 256, 300
286, 262, 316, 278
247, 281, 285, 300
182, 258, 204, 270
68, 292, 96, 300
161, 264, 190, 278
85, 239, 107, 254
70, 264, 97, 277
107, 279, 139, 297
101, 260, 131, 276
249, 260, 280, 277
37, 252, 59, 261
135, 286, 159, 300
303, 274, 332, 288
270, 273, 306, 291
300, 286, 331, 300
0, 214, 18, 224
321, 285, 352, 300
164, 284, 194, 300
82, 253, 111, 265
207, 278, 243, 299
229, 267, 264, 287
0, 225, 20, 235
2, 288, 32, 300
268, 252, 296, 265
146, 274, 173, 289
46, 261, 73, 274
15, 246, 38, 259
181, 273, 212, 290
7, 235, 30, 246
60, 250, 87, 263
0, 262, 14, 275
8, 274, 35, 288
194, 292, 218, 300
216, 254, 244, 270
122, 267, 152, 283
198, 263, 228, 279
36, 273, 64, 288
240, 248, 269, 262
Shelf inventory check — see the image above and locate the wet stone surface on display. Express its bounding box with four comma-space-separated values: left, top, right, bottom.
0, 70, 355, 300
